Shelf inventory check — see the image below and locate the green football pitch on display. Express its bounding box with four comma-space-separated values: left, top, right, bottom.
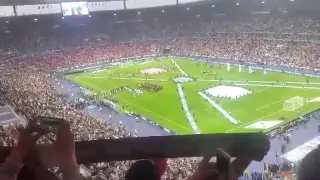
66, 57, 320, 134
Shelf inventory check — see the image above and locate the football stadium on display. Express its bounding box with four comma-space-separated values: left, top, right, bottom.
2, 0, 320, 179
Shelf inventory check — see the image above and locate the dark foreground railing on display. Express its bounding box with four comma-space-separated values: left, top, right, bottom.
0, 133, 270, 167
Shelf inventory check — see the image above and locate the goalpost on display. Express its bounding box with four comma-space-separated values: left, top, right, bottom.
283, 96, 305, 111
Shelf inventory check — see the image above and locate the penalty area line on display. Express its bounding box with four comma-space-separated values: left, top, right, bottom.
234, 83, 320, 90
225, 109, 283, 133
256, 99, 283, 111
198, 79, 320, 85
256, 95, 296, 113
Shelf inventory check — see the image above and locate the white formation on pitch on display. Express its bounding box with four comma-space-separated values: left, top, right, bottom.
173, 77, 193, 83
139, 68, 167, 75
205, 86, 252, 99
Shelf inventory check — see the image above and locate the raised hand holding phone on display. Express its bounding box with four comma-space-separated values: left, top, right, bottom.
38, 116, 64, 133
190, 148, 252, 180
54, 120, 76, 165
216, 148, 231, 180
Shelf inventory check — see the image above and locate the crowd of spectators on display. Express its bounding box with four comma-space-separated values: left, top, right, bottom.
7, 36, 320, 72
0, 50, 197, 180
168, 36, 320, 70
1, 13, 320, 179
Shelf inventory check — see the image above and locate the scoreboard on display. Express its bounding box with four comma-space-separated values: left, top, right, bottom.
61, 2, 89, 16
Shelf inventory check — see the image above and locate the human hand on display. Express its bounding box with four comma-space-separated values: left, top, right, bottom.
55, 121, 76, 166
190, 155, 252, 180
10, 125, 45, 164
190, 156, 219, 180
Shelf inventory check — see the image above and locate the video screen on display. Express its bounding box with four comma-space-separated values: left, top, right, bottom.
61, 2, 89, 16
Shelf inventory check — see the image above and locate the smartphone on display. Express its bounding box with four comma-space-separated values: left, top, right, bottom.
216, 148, 231, 180
38, 116, 64, 132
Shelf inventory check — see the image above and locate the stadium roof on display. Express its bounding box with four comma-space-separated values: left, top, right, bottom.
0, 105, 20, 125
0, 0, 209, 6
0, 0, 318, 17
0, 0, 111, 6
0, 0, 52, 6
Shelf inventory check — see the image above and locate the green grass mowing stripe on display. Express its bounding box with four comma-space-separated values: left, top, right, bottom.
218, 86, 272, 108
256, 98, 288, 112
225, 88, 320, 132
182, 82, 238, 133
226, 97, 289, 133
221, 88, 295, 130
72, 76, 193, 134
121, 98, 193, 133
225, 108, 284, 133
116, 85, 194, 134
218, 87, 279, 123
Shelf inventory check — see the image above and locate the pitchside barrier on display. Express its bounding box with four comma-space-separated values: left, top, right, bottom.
267, 108, 320, 138
0, 133, 270, 167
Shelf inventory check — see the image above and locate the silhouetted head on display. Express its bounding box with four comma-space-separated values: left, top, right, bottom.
298, 145, 320, 180
125, 160, 161, 180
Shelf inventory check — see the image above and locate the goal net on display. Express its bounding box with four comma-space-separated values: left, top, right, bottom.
283, 96, 304, 111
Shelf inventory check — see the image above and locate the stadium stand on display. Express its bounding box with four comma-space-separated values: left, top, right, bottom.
2, 0, 320, 179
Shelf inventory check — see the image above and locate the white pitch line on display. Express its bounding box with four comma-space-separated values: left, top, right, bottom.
256, 99, 284, 111
255, 95, 295, 113
198, 92, 239, 125
76, 76, 168, 82
254, 86, 274, 94
234, 83, 320, 90
225, 109, 283, 133
171, 59, 189, 77
177, 84, 200, 134
258, 109, 284, 120
198, 79, 320, 85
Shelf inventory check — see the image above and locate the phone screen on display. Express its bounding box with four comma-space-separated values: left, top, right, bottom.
216, 148, 231, 179
39, 117, 63, 132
